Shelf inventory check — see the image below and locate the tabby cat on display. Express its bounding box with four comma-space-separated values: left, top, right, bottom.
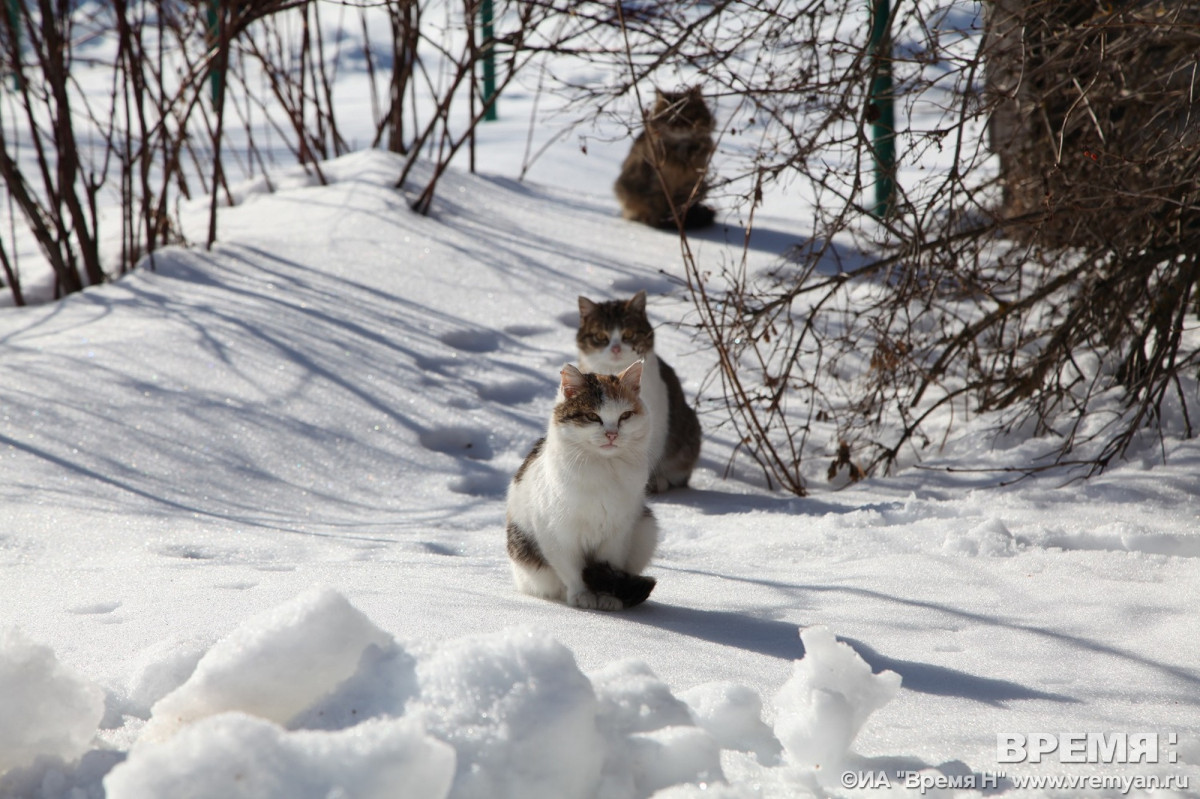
577, 290, 701, 492
614, 87, 716, 230
505, 362, 658, 610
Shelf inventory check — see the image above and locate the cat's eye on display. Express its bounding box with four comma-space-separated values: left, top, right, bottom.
619, 411, 634, 422
586, 413, 602, 423
591, 334, 608, 345
621, 330, 634, 342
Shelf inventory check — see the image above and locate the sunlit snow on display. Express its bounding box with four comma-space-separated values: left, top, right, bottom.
1, 8, 1199, 796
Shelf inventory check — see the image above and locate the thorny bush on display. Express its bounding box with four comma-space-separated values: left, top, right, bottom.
546, 0, 1199, 492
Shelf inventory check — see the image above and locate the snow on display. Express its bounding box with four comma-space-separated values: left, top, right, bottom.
772, 626, 901, 777
106, 713, 455, 799
140, 587, 393, 741
409, 627, 604, 799
1, 149, 1195, 799
1, 8, 1199, 797
680, 682, 782, 766
0, 628, 105, 774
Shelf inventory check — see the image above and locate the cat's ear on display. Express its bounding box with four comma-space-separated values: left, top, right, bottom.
627, 290, 647, 314
560, 363, 587, 399
617, 360, 644, 394
578, 296, 597, 321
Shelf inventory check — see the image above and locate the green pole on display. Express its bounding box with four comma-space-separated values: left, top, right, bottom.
480, 0, 497, 121
6, 0, 20, 91
207, 0, 223, 105
868, 0, 895, 218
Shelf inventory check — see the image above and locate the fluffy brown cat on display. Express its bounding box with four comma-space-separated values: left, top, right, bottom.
614, 87, 716, 230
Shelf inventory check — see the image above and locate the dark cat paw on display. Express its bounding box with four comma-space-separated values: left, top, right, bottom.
583, 562, 656, 608
569, 589, 623, 611
646, 474, 669, 494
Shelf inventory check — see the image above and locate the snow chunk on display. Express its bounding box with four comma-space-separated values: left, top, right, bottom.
650, 782, 765, 799
629, 726, 724, 797
680, 682, 782, 765
141, 587, 393, 741
123, 636, 212, 719
410, 627, 604, 799
942, 518, 1017, 556
591, 660, 732, 799
289, 640, 418, 731
592, 659, 694, 735
773, 626, 901, 774
105, 712, 454, 799
0, 627, 105, 774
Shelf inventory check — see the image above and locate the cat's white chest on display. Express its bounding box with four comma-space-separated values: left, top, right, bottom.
562, 459, 640, 532
638, 354, 670, 455
515, 447, 643, 554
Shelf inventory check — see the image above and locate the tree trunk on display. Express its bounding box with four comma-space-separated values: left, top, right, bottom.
985, 0, 1200, 248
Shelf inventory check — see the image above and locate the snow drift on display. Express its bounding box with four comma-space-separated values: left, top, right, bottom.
2, 589, 898, 798
0, 628, 105, 775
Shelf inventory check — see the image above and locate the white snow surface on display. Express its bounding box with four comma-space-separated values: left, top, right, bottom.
0, 628, 105, 774
1, 143, 1199, 798
773, 626, 902, 778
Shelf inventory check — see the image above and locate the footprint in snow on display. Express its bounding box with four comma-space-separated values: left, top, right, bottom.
610, 275, 675, 295
439, 329, 500, 353
154, 543, 219, 561
214, 581, 258, 591
449, 471, 509, 497
418, 541, 460, 556
474, 379, 546, 406
503, 324, 554, 338
419, 426, 494, 461
69, 600, 122, 615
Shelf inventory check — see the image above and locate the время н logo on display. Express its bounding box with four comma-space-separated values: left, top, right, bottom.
997, 733, 1179, 764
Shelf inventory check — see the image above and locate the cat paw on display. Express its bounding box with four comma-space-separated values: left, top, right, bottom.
646, 474, 670, 494
582, 562, 657, 609
569, 590, 623, 611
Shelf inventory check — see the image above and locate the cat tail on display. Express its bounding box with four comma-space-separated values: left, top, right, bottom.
583, 561, 656, 609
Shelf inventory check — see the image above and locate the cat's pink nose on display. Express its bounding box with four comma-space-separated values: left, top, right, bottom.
610, 343, 622, 355
605, 430, 618, 443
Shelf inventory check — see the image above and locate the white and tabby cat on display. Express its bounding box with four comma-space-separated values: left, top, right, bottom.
506, 361, 658, 610
577, 290, 701, 492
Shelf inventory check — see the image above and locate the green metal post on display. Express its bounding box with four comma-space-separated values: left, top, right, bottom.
207, 0, 223, 105
480, 0, 497, 121
6, 0, 20, 91
868, 0, 895, 218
